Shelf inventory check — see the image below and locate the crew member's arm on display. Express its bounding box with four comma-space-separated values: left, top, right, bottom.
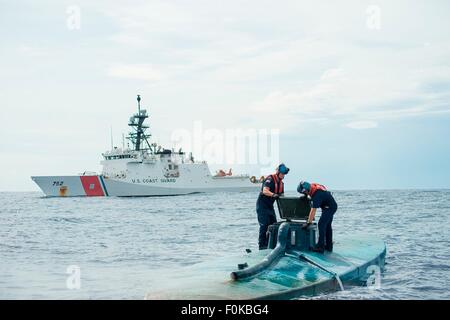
307, 208, 317, 224
262, 186, 277, 197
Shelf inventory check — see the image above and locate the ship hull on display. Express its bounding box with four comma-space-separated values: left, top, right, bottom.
31, 175, 260, 197
31, 175, 109, 197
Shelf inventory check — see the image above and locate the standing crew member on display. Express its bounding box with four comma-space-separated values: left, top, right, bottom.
298, 181, 338, 253
256, 163, 290, 250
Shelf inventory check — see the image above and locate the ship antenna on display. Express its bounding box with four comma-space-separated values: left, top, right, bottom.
127, 95, 152, 152
137, 94, 141, 113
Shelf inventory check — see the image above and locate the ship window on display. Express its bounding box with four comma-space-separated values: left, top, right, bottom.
168, 165, 172, 169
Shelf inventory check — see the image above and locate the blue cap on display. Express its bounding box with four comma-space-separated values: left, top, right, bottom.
297, 181, 311, 194
278, 163, 290, 174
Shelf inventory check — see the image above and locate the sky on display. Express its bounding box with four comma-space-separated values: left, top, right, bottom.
0, 0, 449, 191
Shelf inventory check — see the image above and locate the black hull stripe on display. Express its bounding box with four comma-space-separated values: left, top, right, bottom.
99, 176, 109, 196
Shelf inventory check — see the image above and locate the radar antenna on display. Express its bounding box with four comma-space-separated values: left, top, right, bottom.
126, 95, 153, 152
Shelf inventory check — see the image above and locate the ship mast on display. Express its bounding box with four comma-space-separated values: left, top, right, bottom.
126, 95, 153, 152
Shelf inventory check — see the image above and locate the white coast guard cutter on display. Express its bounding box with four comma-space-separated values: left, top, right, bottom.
31, 96, 260, 197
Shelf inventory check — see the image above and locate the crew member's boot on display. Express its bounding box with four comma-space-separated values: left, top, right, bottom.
310, 246, 325, 254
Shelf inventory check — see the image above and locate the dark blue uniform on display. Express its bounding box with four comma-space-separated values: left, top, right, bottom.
311, 189, 338, 251
256, 175, 283, 249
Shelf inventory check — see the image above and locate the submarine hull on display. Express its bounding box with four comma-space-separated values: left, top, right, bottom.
145, 235, 386, 300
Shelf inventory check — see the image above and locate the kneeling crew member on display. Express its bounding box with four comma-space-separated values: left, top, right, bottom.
256, 163, 290, 250
298, 181, 338, 253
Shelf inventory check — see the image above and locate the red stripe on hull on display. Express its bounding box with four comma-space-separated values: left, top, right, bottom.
80, 176, 105, 196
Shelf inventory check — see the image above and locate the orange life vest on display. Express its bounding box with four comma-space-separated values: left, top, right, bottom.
271, 174, 284, 194
309, 183, 327, 196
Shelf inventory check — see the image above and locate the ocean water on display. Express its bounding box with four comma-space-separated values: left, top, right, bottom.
0, 190, 449, 299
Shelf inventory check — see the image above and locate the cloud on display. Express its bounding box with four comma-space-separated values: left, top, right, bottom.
107, 64, 163, 81
95, 1, 450, 133
17, 45, 48, 57
320, 68, 344, 81
345, 121, 378, 129
244, 41, 450, 128
109, 33, 148, 47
